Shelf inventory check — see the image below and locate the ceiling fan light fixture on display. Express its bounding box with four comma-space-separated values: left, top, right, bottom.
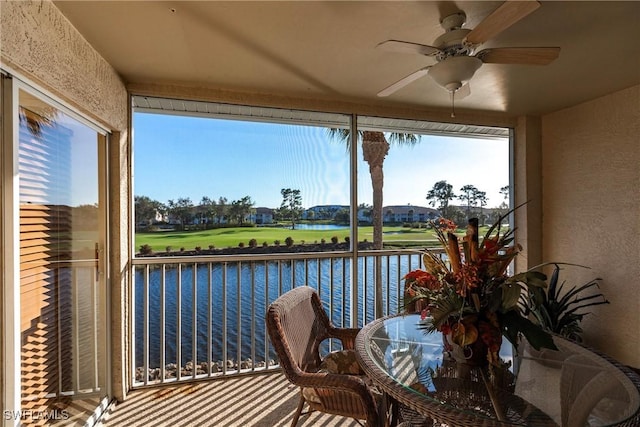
444, 82, 462, 92
428, 56, 482, 92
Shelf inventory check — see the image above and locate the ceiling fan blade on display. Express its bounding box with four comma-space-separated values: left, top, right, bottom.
377, 67, 431, 97
465, 0, 541, 45
477, 47, 560, 65
376, 40, 441, 56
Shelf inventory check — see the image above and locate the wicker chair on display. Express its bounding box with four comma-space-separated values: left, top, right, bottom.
266, 286, 381, 426
560, 354, 636, 427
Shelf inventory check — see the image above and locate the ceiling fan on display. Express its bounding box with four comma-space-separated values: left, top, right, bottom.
376, 0, 560, 116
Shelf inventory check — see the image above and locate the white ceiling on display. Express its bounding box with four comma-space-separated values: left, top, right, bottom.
53, 1, 640, 117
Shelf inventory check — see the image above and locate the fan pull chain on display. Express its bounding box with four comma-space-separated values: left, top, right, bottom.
450, 90, 456, 118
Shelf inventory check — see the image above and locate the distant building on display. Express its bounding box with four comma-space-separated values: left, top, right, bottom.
304, 204, 441, 224
253, 207, 274, 224
358, 205, 441, 224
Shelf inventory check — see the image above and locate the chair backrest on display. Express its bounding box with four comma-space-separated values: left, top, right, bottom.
561, 354, 630, 427
266, 287, 332, 382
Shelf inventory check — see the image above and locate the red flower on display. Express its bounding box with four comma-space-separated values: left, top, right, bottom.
439, 323, 451, 335
404, 270, 441, 291
479, 318, 502, 353
404, 270, 429, 281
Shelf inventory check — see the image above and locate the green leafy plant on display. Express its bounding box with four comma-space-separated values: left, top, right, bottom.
521, 263, 609, 342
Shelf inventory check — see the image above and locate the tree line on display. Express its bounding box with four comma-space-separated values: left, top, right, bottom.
135, 195, 252, 229
425, 181, 510, 225
135, 181, 508, 230
135, 188, 305, 230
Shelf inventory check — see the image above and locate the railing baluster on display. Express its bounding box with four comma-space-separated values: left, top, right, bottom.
222, 262, 227, 375
160, 264, 166, 383
72, 266, 80, 391
250, 261, 256, 372
342, 257, 347, 327
236, 261, 242, 373
304, 258, 309, 289
278, 260, 283, 296
130, 249, 441, 386
129, 267, 135, 387
291, 259, 296, 288
362, 256, 368, 326
192, 262, 197, 379
207, 262, 212, 377
385, 257, 392, 315
396, 254, 402, 313
176, 263, 182, 381
331, 259, 340, 328
92, 266, 99, 390
326, 259, 332, 321
143, 264, 149, 386
55, 267, 62, 396
264, 261, 270, 367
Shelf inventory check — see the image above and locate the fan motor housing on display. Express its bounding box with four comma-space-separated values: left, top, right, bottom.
433, 28, 474, 60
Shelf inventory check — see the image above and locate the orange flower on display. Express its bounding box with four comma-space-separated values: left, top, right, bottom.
438, 217, 457, 234
453, 264, 480, 297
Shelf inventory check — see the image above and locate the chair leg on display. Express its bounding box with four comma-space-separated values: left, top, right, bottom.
291, 394, 306, 427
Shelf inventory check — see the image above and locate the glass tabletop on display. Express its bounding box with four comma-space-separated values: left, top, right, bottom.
356, 314, 640, 427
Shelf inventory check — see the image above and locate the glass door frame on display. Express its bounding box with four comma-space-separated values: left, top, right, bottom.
2, 72, 22, 425
1, 72, 111, 426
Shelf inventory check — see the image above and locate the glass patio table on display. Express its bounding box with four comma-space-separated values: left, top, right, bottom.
355, 313, 640, 427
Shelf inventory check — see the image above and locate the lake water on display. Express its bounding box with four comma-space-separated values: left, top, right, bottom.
134, 254, 419, 368
291, 223, 349, 230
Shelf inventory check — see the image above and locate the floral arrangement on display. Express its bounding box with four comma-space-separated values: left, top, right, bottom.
404, 210, 557, 366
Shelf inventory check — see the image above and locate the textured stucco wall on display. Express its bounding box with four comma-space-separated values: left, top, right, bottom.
541, 85, 640, 367
0, 0, 127, 130
1, 0, 130, 401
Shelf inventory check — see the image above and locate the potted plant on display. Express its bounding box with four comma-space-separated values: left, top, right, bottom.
404, 208, 558, 367
520, 263, 609, 343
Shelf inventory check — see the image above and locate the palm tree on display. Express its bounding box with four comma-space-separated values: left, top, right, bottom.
328, 129, 420, 317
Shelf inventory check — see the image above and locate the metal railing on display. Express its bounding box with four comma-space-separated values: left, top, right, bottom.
130, 249, 438, 387
22, 260, 105, 401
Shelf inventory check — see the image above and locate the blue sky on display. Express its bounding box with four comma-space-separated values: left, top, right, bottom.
133, 112, 509, 209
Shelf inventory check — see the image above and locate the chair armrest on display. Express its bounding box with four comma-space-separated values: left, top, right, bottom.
296, 370, 371, 395
328, 327, 360, 350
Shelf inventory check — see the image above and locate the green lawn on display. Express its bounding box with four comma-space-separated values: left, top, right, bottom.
135, 224, 496, 253
135, 225, 446, 252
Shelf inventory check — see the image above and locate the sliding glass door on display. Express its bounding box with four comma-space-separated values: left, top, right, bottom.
10, 84, 109, 425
